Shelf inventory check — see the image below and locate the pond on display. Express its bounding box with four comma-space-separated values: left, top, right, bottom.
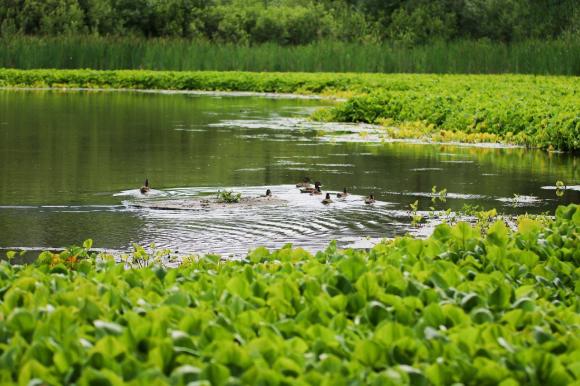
0, 89, 578, 257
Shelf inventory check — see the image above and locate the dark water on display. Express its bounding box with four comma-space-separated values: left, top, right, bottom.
0, 90, 578, 257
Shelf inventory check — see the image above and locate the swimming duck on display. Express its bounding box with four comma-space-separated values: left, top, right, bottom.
310, 184, 323, 195
300, 181, 321, 194
140, 179, 150, 194
261, 189, 272, 198
296, 177, 312, 188
337, 188, 348, 198
364, 194, 376, 204
322, 193, 333, 205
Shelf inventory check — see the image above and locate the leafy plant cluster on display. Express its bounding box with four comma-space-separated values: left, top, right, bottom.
327, 77, 580, 151
0, 204, 578, 385
0, 0, 578, 45
216, 190, 242, 203
0, 69, 578, 150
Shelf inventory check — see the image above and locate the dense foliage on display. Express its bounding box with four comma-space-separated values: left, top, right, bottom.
1, 37, 579, 75
1, 69, 578, 150
0, 204, 578, 385
324, 76, 580, 151
0, 0, 578, 45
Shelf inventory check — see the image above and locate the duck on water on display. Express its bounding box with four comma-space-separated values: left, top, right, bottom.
300, 181, 322, 194
364, 194, 376, 204
140, 179, 150, 194
296, 177, 312, 188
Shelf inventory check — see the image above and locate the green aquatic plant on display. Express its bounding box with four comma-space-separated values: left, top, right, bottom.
0, 204, 577, 385
217, 190, 242, 203
1, 68, 577, 150
409, 200, 423, 227
430, 185, 447, 204
556, 180, 566, 197
121, 243, 174, 268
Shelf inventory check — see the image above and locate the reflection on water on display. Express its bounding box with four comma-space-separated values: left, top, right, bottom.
0, 90, 578, 256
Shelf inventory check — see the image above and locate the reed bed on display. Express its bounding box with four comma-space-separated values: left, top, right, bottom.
1, 37, 579, 75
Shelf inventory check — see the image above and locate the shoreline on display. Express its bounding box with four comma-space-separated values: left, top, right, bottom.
0, 85, 344, 101
1, 68, 577, 150
3, 85, 527, 150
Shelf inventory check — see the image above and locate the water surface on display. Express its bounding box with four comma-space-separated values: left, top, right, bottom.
0, 90, 577, 256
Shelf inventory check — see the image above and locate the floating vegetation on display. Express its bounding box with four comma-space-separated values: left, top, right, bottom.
0, 204, 577, 385
216, 190, 242, 204
2, 69, 576, 150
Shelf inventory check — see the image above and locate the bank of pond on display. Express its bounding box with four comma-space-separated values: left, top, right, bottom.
0, 203, 578, 385
1, 69, 578, 151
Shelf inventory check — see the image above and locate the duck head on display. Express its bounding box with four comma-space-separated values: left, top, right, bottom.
325, 193, 331, 199
266, 189, 272, 196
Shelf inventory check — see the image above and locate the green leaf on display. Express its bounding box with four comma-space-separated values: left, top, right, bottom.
337, 255, 367, 282
512, 297, 535, 312
431, 223, 452, 242
460, 293, 481, 312
226, 275, 252, 299
422, 303, 445, 327
354, 340, 383, 367
170, 365, 202, 384
18, 359, 59, 386
7, 309, 35, 335
248, 247, 270, 263
471, 308, 494, 324
83, 239, 93, 249
518, 218, 541, 236
164, 292, 191, 307
356, 272, 381, 299
489, 283, 512, 310
202, 363, 230, 386
451, 222, 474, 249
487, 220, 509, 247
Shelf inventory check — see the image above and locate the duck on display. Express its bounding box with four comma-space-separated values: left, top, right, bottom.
300, 181, 321, 194
261, 189, 272, 198
364, 194, 376, 205
337, 188, 349, 198
140, 178, 150, 194
296, 177, 312, 188
322, 193, 333, 205
310, 184, 323, 195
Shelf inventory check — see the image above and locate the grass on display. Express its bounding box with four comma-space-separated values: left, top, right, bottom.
0, 204, 578, 385
1, 37, 579, 75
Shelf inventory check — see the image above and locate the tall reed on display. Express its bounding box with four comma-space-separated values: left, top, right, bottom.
1, 37, 579, 75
